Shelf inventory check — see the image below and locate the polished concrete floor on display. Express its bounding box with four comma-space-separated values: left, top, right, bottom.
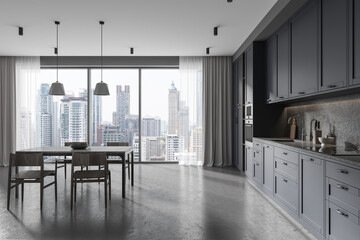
0, 164, 316, 240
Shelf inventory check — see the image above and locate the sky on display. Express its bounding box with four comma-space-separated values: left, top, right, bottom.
40, 68, 180, 123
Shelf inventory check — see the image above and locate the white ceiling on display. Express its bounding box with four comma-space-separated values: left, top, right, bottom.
0, 0, 277, 56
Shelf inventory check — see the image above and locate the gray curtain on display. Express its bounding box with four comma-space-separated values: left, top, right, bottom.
203, 56, 232, 167
0, 57, 16, 166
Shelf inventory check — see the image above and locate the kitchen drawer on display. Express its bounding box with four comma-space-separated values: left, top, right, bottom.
253, 149, 262, 163
328, 202, 360, 240
253, 141, 262, 151
253, 161, 262, 185
328, 178, 360, 217
275, 157, 298, 183
326, 162, 360, 189
274, 147, 299, 165
275, 172, 298, 214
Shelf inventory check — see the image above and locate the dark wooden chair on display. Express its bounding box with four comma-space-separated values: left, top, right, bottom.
107, 142, 130, 180
7, 153, 57, 210
70, 152, 111, 210
56, 142, 72, 179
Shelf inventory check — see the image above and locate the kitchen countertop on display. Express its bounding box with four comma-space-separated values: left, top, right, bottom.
253, 137, 360, 168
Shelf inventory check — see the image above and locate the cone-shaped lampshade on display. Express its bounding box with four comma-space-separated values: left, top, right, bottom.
94, 81, 110, 95
49, 81, 65, 95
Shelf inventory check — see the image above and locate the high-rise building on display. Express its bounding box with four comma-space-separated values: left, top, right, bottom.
166, 134, 179, 161
142, 117, 161, 137
36, 83, 55, 147
97, 124, 122, 146
18, 109, 32, 150
91, 89, 102, 145
133, 134, 146, 161
125, 114, 139, 145
60, 97, 87, 145
145, 137, 162, 160
190, 127, 203, 163
168, 82, 179, 134
115, 85, 130, 130
178, 102, 189, 152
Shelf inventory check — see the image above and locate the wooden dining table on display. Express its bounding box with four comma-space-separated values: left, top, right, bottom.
16, 146, 134, 198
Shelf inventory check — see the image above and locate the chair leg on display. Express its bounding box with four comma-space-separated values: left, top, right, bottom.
7, 181, 11, 210
104, 177, 107, 208
128, 160, 130, 180
70, 179, 74, 211
109, 172, 111, 200
21, 183, 24, 202
55, 174, 58, 202
40, 179, 44, 211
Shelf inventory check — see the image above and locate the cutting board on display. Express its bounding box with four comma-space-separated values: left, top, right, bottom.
290, 118, 296, 139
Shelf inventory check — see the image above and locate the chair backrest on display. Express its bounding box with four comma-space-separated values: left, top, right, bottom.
10, 153, 43, 167
107, 142, 129, 147
72, 153, 107, 167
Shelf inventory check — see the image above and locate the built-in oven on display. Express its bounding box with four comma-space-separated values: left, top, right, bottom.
245, 104, 253, 119
245, 119, 253, 143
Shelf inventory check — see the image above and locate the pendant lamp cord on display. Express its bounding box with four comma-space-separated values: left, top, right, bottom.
101, 21, 103, 82
56, 22, 59, 83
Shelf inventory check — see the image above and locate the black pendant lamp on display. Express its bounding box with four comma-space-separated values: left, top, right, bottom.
49, 21, 66, 95
94, 21, 110, 95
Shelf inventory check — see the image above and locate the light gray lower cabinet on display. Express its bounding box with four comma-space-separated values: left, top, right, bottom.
263, 144, 274, 195
245, 146, 253, 178
301, 154, 324, 236
275, 172, 298, 214
253, 160, 262, 185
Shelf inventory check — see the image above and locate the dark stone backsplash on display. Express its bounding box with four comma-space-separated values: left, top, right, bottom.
285, 95, 360, 146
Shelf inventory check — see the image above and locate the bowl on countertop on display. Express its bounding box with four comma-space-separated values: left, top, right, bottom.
318, 137, 334, 147
70, 142, 88, 150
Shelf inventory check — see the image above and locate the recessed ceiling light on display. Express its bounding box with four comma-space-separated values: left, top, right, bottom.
18, 27, 23, 36
214, 27, 218, 36
227, 0, 233, 2
130, 47, 134, 55
206, 47, 210, 55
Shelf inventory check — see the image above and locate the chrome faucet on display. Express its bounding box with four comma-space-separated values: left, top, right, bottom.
310, 119, 318, 142
287, 113, 307, 141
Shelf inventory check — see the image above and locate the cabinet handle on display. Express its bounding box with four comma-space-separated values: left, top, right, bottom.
256, 163, 259, 166
266, 146, 270, 148
267, 99, 271, 102
298, 91, 306, 94
328, 85, 337, 88
282, 152, 288, 155
336, 184, 349, 191
309, 158, 314, 162
282, 162, 288, 166
278, 96, 284, 99
256, 143, 259, 146
281, 178, 288, 183
337, 169, 349, 174
336, 209, 349, 218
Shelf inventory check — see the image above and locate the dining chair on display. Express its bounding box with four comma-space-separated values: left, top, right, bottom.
56, 142, 72, 179
7, 153, 57, 211
107, 142, 130, 180
70, 152, 111, 210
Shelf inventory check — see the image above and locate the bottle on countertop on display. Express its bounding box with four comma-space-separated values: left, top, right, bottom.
313, 121, 322, 145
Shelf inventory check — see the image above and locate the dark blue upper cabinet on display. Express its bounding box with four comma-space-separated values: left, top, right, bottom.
351, 0, 360, 85
232, 56, 243, 107
321, 0, 348, 91
266, 36, 278, 103
277, 24, 290, 100
290, 0, 319, 97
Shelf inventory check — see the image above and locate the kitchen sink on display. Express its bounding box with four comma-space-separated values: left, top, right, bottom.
271, 139, 295, 143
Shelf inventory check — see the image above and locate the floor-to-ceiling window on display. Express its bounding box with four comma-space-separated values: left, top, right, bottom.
90, 69, 139, 148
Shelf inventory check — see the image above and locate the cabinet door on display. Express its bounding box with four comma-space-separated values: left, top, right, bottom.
275, 172, 299, 214
266, 36, 278, 103
233, 108, 242, 171
263, 145, 274, 195
290, 0, 319, 96
245, 146, 253, 177
321, 0, 348, 91
245, 46, 253, 104
233, 60, 239, 106
301, 155, 324, 235
254, 161, 262, 185
277, 24, 290, 99
351, 0, 360, 85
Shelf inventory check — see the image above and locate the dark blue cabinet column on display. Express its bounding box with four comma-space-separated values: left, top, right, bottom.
321, 0, 348, 91
351, 0, 360, 85
290, 0, 319, 97
266, 36, 278, 103
277, 24, 290, 100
